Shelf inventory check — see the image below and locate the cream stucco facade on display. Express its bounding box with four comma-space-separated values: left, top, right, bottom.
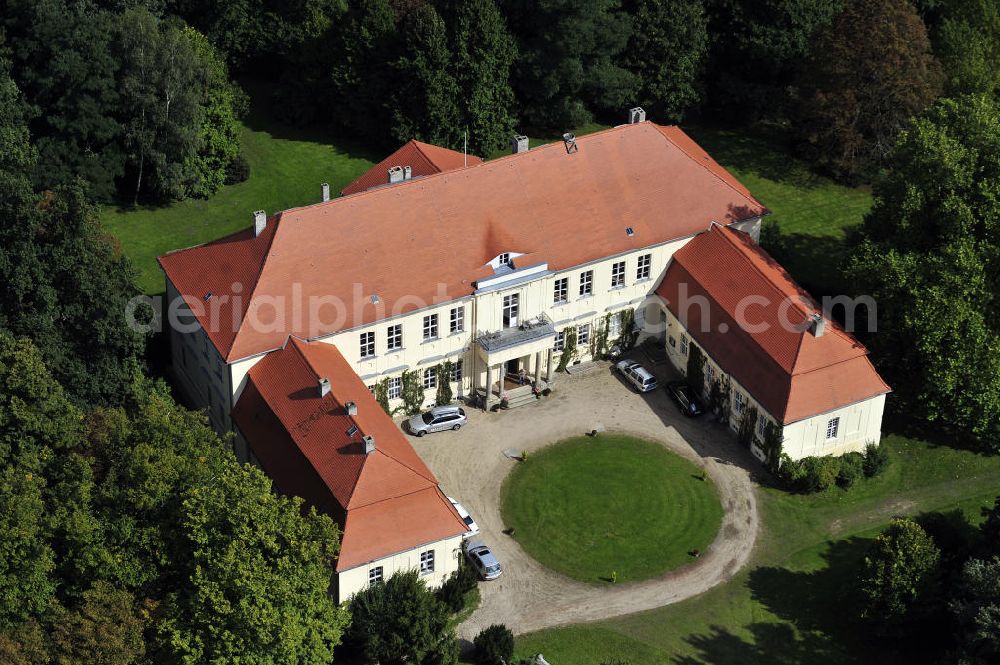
336, 534, 466, 603
662, 307, 885, 462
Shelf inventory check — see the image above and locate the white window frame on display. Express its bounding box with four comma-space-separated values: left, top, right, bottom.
705, 364, 715, 389
450, 306, 465, 333
637, 254, 651, 280
553, 277, 568, 304
611, 261, 625, 288
734, 391, 745, 414
452, 360, 463, 382
826, 417, 840, 440
360, 331, 375, 359
387, 324, 402, 351
502, 293, 519, 329
423, 367, 436, 389
368, 566, 384, 586
757, 416, 767, 439
423, 314, 438, 340
419, 549, 435, 575
554, 331, 565, 352
608, 312, 622, 337
578, 323, 591, 346
579, 270, 593, 297
498, 252, 510, 267
680, 335, 689, 356
387, 377, 402, 400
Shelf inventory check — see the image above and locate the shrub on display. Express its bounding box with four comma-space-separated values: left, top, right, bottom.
473, 624, 514, 665
863, 442, 890, 477
778, 455, 808, 490
436, 563, 478, 613
224, 153, 250, 185
801, 456, 841, 492
837, 452, 865, 488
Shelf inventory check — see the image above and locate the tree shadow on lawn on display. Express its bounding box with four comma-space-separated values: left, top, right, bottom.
683, 124, 830, 191
675, 536, 930, 665
760, 222, 851, 301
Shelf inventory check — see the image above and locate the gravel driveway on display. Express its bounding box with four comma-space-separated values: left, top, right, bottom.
409, 357, 760, 639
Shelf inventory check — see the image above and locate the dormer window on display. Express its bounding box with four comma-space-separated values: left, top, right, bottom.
498, 253, 511, 267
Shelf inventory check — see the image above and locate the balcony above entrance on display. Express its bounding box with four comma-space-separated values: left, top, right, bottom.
477, 313, 556, 358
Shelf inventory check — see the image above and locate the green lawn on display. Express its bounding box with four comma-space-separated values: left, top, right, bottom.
102, 110, 374, 294
500, 435, 723, 584
513, 434, 1000, 665
684, 125, 873, 296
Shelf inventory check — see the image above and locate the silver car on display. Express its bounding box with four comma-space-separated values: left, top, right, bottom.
614, 359, 658, 392
407, 405, 467, 437
464, 540, 503, 580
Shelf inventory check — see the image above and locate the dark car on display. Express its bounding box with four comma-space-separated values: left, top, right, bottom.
666, 381, 705, 417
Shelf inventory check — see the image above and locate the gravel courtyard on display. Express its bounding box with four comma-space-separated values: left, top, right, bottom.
409, 355, 762, 639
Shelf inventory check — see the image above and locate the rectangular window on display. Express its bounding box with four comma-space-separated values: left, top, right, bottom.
705, 364, 715, 389
498, 252, 510, 266
608, 312, 622, 337
611, 261, 626, 288
554, 331, 565, 352
423, 367, 436, 389
578, 323, 591, 346
387, 324, 402, 351
423, 314, 438, 340
502, 293, 520, 328
452, 360, 463, 382
420, 550, 435, 575
553, 277, 568, 304
637, 254, 652, 280
680, 335, 689, 355
360, 331, 375, 358
826, 417, 840, 440
387, 377, 402, 400
579, 270, 593, 297
757, 416, 767, 438
450, 306, 465, 333
368, 566, 384, 586
668, 335, 677, 348
734, 391, 745, 414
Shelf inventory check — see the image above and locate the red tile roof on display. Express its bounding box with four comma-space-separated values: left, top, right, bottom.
159, 123, 767, 362
341, 139, 482, 196
231, 337, 468, 571
656, 225, 890, 424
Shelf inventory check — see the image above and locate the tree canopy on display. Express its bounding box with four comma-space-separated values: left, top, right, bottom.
795, 0, 943, 179
843, 94, 1000, 446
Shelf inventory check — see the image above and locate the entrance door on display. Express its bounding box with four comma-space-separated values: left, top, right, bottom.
506, 358, 519, 375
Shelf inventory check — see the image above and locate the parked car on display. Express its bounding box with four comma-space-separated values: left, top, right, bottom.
464, 540, 503, 580
406, 405, 467, 436
666, 381, 705, 416
614, 359, 658, 393
447, 496, 480, 538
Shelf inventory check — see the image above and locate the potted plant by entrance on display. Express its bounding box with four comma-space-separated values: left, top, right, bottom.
500, 393, 510, 409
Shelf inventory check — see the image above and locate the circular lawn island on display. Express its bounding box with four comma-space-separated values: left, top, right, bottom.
500, 434, 723, 583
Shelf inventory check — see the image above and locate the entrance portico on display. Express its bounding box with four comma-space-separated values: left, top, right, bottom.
476, 314, 556, 409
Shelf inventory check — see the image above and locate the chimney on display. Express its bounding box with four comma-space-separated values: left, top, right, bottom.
511, 134, 529, 154
628, 107, 646, 124
321, 182, 330, 202
403, 165, 412, 180
388, 165, 405, 184
562, 133, 578, 154
253, 210, 266, 237
345, 401, 357, 416
809, 313, 826, 338
363, 435, 376, 454
318, 377, 331, 397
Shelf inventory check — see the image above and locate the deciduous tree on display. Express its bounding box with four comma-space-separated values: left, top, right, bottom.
860, 518, 941, 627
795, 0, 943, 179
842, 95, 1000, 445
624, 0, 708, 122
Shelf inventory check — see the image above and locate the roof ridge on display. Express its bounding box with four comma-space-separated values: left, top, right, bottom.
226, 216, 284, 360
348, 484, 443, 512
653, 125, 766, 216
